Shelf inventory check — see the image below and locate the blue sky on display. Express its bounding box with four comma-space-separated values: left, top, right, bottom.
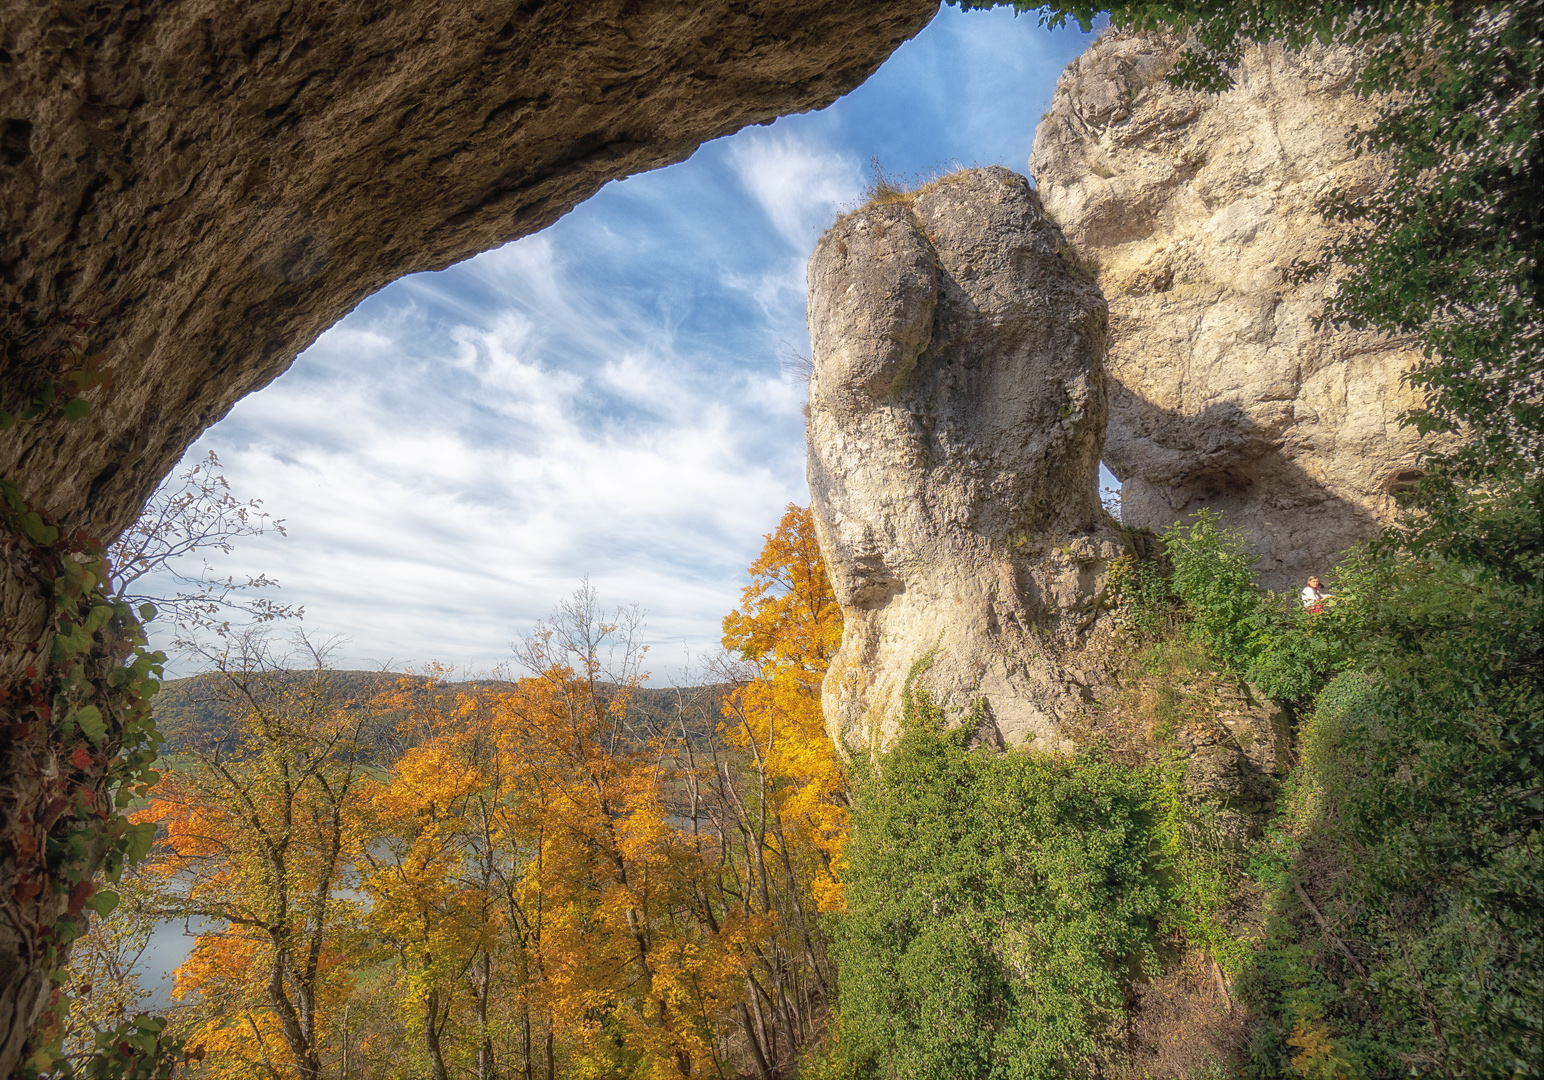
156, 7, 1104, 680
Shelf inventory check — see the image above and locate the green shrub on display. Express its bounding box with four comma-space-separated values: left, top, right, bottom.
834, 680, 1235, 1080
1238, 672, 1543, 1080
1162, 509, 1350, 703
1107, 548, 1177, 641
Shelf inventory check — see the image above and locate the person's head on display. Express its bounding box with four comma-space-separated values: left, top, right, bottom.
1307, 576, 1322, 589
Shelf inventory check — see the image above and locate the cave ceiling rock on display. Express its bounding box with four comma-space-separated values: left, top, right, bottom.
0, 0, 939, 539
0, 2, 937, 1065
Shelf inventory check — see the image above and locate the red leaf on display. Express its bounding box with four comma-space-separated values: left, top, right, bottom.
13, 879, 41, 903
70, 746, 92, 771
67, 879, 94, 916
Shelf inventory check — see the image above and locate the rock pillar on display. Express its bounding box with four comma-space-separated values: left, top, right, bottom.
806, 166, 1125, 755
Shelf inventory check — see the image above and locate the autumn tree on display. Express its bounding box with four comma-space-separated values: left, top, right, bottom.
133, 633, 374, 1080
360, 672, 509, 1080
53, 873, 162, 1065
353, 588, 773, 1080
710, 503, 847, 1075
489, 586, 766, 1080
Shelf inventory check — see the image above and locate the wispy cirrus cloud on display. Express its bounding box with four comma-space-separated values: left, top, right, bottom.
729, 131, 866, 250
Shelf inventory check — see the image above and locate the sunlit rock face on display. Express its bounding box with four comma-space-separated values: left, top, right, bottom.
1030, 32, 1431, 589
806, 166, 1126, 755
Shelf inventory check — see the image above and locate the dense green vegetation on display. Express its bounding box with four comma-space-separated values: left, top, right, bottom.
944, 4, 1540, 1076
829, 497, 1539, 1077
1163, 514, 1540, 1078
824, 661, 1239, 1080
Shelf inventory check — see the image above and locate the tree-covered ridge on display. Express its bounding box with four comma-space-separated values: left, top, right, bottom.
150, 669, 732, 758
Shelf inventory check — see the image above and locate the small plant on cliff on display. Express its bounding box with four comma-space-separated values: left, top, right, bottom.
1, 305, 193, 1078
109, 450, 301, 653
1163, 510, 1351, 704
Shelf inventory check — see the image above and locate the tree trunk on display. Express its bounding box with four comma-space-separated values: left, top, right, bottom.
424, 986, 451, 1080
738, 1001, 774, 1080
475, 950, 494, 1080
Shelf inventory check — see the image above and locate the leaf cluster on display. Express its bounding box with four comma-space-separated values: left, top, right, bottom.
0, 481, 173, 1078
1124, 510, 1352, 705
0, 301, 114, 429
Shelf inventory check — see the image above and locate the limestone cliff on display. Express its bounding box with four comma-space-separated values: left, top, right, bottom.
1030, 32, 1430, 589
806, 167, 1127, 756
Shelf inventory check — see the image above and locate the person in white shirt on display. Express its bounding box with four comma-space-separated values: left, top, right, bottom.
1301, 576, 1331, 611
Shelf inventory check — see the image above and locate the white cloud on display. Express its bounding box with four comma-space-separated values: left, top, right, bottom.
152, 225, 808, 680
136, 7, 1098, 683
729, 132, 864, 250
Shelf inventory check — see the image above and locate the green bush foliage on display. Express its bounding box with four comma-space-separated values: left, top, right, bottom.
935, 3, 1542, 1075
833, 678, 1234, 1080
1238, 670, 1542, 1080
1117, 510, 1351, 705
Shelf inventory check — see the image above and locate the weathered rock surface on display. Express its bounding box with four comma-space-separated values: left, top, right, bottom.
1030, 32, 1430, 588
0, 2, 937, 1065
1176, 681, 1291, 845
806, 166, 1127, 755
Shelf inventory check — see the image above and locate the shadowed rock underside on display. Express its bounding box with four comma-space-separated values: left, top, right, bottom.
0, 2, 937, 1067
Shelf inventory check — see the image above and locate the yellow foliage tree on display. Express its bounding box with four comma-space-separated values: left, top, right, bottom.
489, 587, 770, 1080
720, 503, 846, 911
121, 537, 849, 1079
711, 503, 847, 1076
363, 709, 499, 1080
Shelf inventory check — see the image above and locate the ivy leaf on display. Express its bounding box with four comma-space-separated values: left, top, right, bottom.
123, 821, 156, 864
75, 704, 106, 745
21, 511, 58, 546
61, 398, 92, 421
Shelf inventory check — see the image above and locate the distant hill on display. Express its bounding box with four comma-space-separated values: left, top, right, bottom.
152, 669, 735, 758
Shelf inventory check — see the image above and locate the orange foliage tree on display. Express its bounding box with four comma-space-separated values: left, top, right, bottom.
357, 588, 780, 1080
126, 509, 849, 1079
490, 588, 768, 1080
133, 636, 374, 1080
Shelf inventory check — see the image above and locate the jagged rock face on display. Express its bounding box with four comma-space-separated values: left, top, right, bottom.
1030, 32, 1430, 589
806, 166, 1125, 755
0, 0, 937, 540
